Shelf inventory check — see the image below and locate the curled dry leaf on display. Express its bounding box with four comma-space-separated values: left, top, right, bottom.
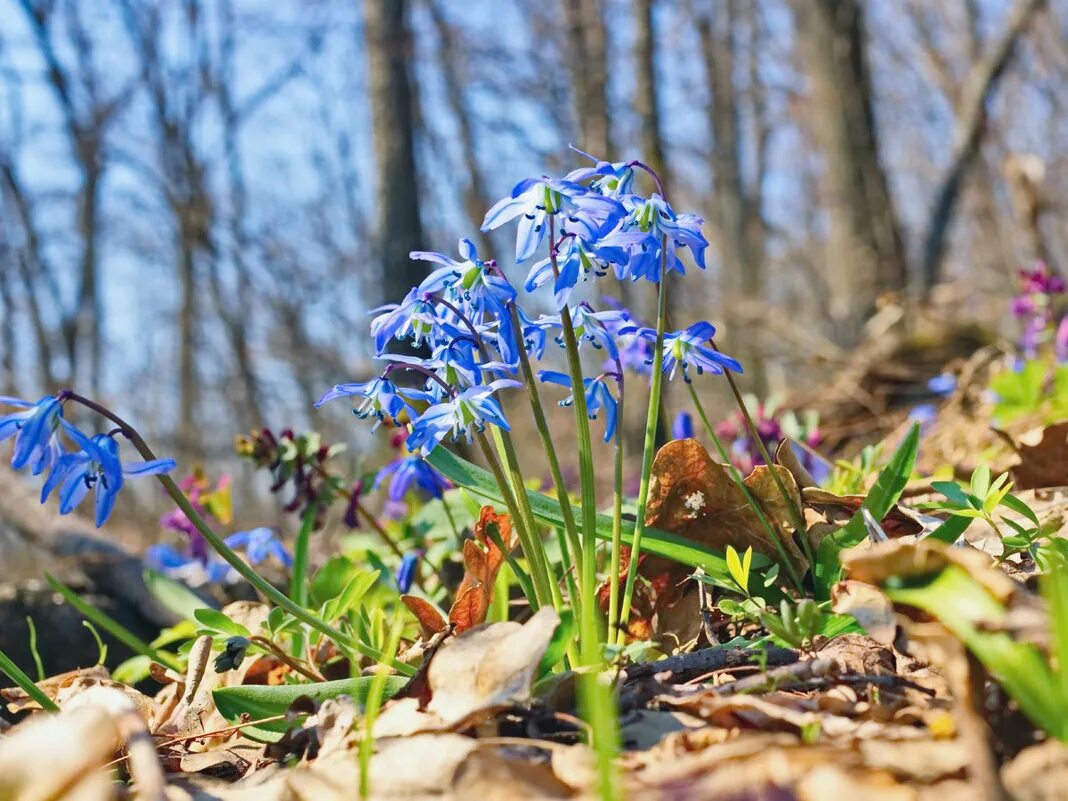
375, 607, 560, 736
0, 686, 165, 801
1009, 421, 1068, 490
832, 580, 898, 645
640, 439, 807, 603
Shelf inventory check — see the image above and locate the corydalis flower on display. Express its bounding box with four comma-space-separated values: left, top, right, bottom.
406, 379, 521, 455
374, 455, 450, 502
41, 431, 176, 527
482, 177, 623, 263
315, 377, 430, 430
225, 527, 293, 568
538, 370, 620, 442
623, 321, 742, 382
0, 395, 73, 475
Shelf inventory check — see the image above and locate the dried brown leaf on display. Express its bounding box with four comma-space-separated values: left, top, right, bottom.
401, 594, 447, 639
832, 580, 898, 645
1011, 421, 1068, 490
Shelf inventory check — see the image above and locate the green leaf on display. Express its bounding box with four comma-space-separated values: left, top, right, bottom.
537, 610, 574, 677
322, 570, 379, 622
971, 465, 991, 499
886, 565, 1066, 739
193, 608, 250, 638
931, 481, 969, 507
1000, 493, 1040, 526
427, 447, 738, 584
926, 514, 972, 544
310, 556, 357, 608
814, 425, 920, 595
213, 676, 409, 742
726, 545, 748, 594
143, 569, 214, 620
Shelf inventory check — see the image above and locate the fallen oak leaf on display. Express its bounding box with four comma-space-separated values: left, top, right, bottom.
401, 594, 447, 639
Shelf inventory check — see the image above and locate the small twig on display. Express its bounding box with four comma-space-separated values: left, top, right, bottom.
249, 636, 324, 682
622, 646, 798, 684
715, 658, 837, 695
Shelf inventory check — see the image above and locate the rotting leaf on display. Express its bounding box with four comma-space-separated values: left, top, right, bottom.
1010, 421, 1068, 490
832, 580, 897, 645
640, 438, 806, 606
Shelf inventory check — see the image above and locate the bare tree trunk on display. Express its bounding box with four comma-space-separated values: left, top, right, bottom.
696, 0, 767, 394
427, 1, 492, 256
792, 0, 908, 345
0, 244, 14, 395
364, 0, 425, 306
564, 0, 612, 158
634, 0, 666, 184
919, 0, 1046, 290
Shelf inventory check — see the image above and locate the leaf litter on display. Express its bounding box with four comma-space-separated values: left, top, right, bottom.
5, 418, 1068, 799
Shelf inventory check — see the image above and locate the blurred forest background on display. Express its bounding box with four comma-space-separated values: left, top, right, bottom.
0, 0, 1064, 510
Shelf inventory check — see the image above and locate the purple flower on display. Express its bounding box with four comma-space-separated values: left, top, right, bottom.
225, 527, 293, 568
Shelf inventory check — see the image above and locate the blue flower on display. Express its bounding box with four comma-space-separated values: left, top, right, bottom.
524, 235, 626, 309
374, 455, 450, 502
145, 543, 233, 584
565, 149, 636, 198
41, 432, 176, 527
908, 403, 938, 432
927, 374, 957, 396
539, 370, 620, 442
0, 395, 75, 475
673, 411, 695, 440
315, 377, 432, 430
395, 550, 420, 594
225, 527, 293, 567
599, 195, 708, 282
411, 239, 516, 321
482, 177, 623, 263
369, 291, 443, 355
406, 379, 521, 455
537, 303, 628, 360
622, 321, 742, 382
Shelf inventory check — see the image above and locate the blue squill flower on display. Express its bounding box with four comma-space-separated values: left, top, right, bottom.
539, 370, 620, 442
369, 291, 444, 355
41, 431, 176, 527
406, 379, 521, 455
565, 148, 636, 198
315, 378, 432, 430
411, 239, 516, 321
537, 303, 628, 360
622, 321, 742, 382
599, 195, 708, 282
673, 411, 695, 440
927, 374, 956, 396
524, 235, 626, 309
395, 550, 421, 594
225, 527, 293, 568
375, 455, 450, 502
482, 177, 623, 263
146, 543, 233, 584
0, 395, 76, 476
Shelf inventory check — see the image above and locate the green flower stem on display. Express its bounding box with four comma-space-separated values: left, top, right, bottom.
509, 304, 585, 603
606, 390, 625, 644
712, 345, 815, 569
289, 502, 319, 659
0, 646, 59, 712
475, 432, 547, 611
492, 426, 563, 613
45, 573, 183, 673
617, 238, 669, 644
687, 383, 805, 592
60, 392, 415, 677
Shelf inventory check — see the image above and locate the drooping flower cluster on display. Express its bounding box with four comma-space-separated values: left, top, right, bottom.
1012, 262, 1067, 359
0, 394, 176, 527
317, 150, 740, 465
